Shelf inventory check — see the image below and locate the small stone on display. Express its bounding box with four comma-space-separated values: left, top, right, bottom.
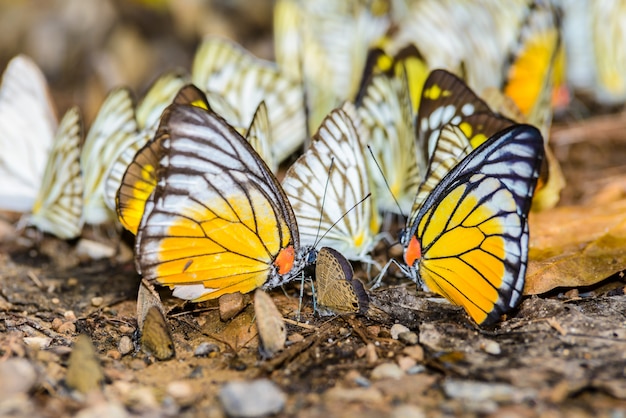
366, 325, 381, 338
339, 327, 350, 336
396, 356, 417, 372
324, 386, 384, 404
57, 321, 76, 334
391, 404, 426, 418
64, 311, 77, 321
370, 363, 405, 380
107, 350, 122, 360
402, 345, 425, 362
219, 379, 286, 417
123, 385, 159, 413
406, 365, 426, 375
119, 325, 134, 335
398, 331, 419, 345
194, 342, 220, 357
0, 358, 37, 401
219, 292, 245, 321
366, 343, 378, 366
118, 336, 134, 356
51, 298, 60, 304
129, 359, 147, 370
91, 297, 104, 307
67, 277, 78, 286
390, 324, 410, 340
76, 238, 115, 260
23, 337, 52, 349
287, 333, 304, 343
481, 340, 501, 355
167, 381, 197, 407
51, 318, 63, 331
355, 346, 367, 358
74, 402, 129, 418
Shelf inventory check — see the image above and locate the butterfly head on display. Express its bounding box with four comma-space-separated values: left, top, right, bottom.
264, 245, 317, 290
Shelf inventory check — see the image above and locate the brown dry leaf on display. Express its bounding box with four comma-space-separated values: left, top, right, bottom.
525, 199, 626, 294
254, 289, 286, 358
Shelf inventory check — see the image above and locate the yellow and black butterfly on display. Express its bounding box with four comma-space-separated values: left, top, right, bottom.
116, 85, 274, 235
315, 246, 369, 316
132, 101, 315, 301
401, 123, 544, 326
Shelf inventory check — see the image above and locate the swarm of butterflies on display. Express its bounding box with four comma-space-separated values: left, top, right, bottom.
2, 0, 591, 327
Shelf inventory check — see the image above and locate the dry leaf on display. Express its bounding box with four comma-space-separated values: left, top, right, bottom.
525, 199, 626, 294
254, 289, 286, 358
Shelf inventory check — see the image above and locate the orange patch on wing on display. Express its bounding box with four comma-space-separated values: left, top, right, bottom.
274, 246, 295, 275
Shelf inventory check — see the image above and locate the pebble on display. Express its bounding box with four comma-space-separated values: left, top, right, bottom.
51, 317, 63, 331
166, 381, 196, 407
23, 336, 52, 349
370, 363, 405, 380
119, 325, 135, 335
396, 356, 417, 372
91, 297, 104, 307
391, 404, 426, 418
398, 331, 418, 345
106, 350, 122, 360
390, 324, 410, 340
344, 370, 369, 387
443, 379, 536, 403
0, 358, 37, 401
366, 325, 381, 338
64, 311, 77, 321
118, 336, 134, 356
481, 340, 502, 355
406, 365, 426, 375
219, 292, 245, 321
287, 333, 304, 343
324, 386, 384, 404
402, 345, 424, 362
75, 403, 129, 418
67, 277, 79, 286
194, 342, 220, 357
57, 321, 76, 334
365, 343, 378, 366
75, 238, 115, 260
219, 379, 286, 417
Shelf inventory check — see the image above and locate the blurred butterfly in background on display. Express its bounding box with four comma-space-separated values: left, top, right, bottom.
356, 59, 421, 215
81, 87, 139, 226
0, 55, 58, 213
132, 102, 315, 302
191, 36, 306, 164
315, 246, 369, 316
98, 70, 189, 217
282, 102, 381, 264
401, 124, 544, 326
116, 85, 275, 234
273, 0, 392, 133
26, 107, 84, 239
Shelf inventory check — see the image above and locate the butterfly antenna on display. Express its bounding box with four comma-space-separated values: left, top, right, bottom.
313, 157, 334, 246
315, 193, 372, 247
366, 144, 405, 217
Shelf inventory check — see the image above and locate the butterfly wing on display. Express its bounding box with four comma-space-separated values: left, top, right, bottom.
81, 88, 138, 225
28, 107, 84, 239
191, 36, 307, 163
0, 55, 57, 211
316, 246, 369, 315
245, 101, 276, 173
356, 63, 421, 214
404, 124, 544, 325
282, 102, 380, 262
136, 104, 308, 301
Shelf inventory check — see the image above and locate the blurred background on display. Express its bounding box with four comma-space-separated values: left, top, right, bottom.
0, 0, 275, 124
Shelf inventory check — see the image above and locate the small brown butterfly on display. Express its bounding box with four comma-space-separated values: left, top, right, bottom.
136, 280, 175, 360
315, 247, 370, 316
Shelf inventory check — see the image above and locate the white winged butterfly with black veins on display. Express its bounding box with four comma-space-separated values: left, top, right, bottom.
0, 55, 57, 212
27, 107, 84, 239
191, 36, 307, 163
356, 63, 421, 215
102, 70, 189, 212
81, 88, 139, 225
282, 102, 381, 263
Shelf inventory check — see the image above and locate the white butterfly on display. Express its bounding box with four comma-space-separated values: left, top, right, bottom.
0, 55, 57, 212
282, 101, 381, 263
191, 36, 307, 163
27, 107, 84, 239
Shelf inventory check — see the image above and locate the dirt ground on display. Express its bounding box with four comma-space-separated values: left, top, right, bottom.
1, 1, 626, 417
